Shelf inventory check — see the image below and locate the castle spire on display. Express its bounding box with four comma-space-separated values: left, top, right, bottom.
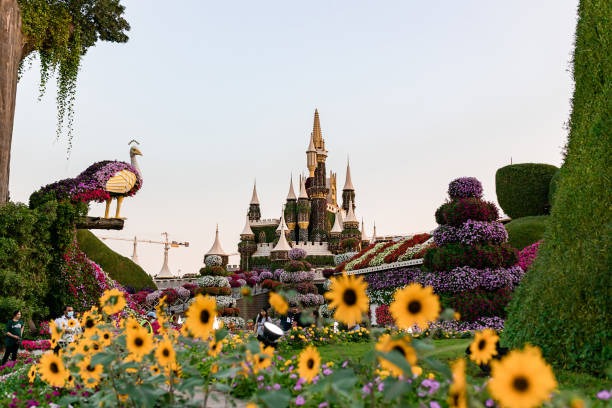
240, 215, 254, 237
287, 175, 297, 200
370, 221, 377, 244
298, 175, 309, 199
343, 158, 354, 190
312, 108, 323, 150
344, 198, 358, 225
331, 212, 343, 234
206, 224, 228, 256
361, 218, 368, 241
250, 180, 259, 205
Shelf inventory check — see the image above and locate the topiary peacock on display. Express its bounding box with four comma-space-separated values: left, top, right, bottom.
32, 143, 143, 218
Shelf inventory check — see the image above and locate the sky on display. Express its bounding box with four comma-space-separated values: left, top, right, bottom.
9, 1, 578, 277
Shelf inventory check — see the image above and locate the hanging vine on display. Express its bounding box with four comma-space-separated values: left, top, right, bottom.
16, 0, 130, 153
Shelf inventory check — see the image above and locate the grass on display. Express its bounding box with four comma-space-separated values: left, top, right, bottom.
280, 338, 611, 397
504, 215, 549, 250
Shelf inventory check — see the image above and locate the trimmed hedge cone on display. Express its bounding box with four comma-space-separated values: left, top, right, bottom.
495, 163, 558, 219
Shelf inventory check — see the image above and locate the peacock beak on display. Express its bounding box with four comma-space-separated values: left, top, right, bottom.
132, 148, 143, 156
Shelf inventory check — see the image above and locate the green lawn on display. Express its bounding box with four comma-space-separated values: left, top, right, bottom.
280, 338, 611, 397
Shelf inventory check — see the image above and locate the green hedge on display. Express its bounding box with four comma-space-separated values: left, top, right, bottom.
504, 216, 549, 250
76, 230, 155, 290
495, 163, 559, 218
548, 169, 561, 207
304, 255, 334, 267
504, 0, 611, 375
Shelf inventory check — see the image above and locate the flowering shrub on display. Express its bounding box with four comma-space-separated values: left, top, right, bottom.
176, 286, 191, 299
447, 176, 483, 199
197, 276, 230, 288
218, 307, 241, 317
182, 283, 199, 296
322, 268, 335, 278
518, 240, 541, 271
145, 290, 161, 305
258, 270, 274, 280
295, 281, 317, 294
435, 198, 499, 226
215, 296, 236, 308
445, 287, 515, 321
287, 293, 325, 307
288, 247, 307, 260
375, 305, 393, 326
384, 234, 431, 263
423, 243, 517, 271
218, 316, 246, 329
279, 271, 315, 284
284, 260, 308, 272
333, 252, 357, 266
21, 340, 51, 351
353, 241, 395, 270
161, 288, 179, 304
261, 279, 283, 290
433, 220, 508, 246
205, 255, 223, 267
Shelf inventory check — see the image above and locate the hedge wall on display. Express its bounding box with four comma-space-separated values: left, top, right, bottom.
504, 0, 611, 375
504, 215, 549, 250
495, 163, 558, 219
76, 230, 155, 290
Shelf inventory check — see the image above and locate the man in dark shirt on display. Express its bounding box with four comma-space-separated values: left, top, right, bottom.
2, 310, 24, 366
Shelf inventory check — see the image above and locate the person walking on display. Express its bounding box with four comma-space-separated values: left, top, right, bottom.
52, 306, 81, 352
254, 308, 270, 342
2, 310, 24, 365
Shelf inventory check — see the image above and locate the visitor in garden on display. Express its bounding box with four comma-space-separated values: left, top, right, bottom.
52, 306, 81, 352
145, 311, 160, 335
2, 310, 24, 365
254, 308, 270, 341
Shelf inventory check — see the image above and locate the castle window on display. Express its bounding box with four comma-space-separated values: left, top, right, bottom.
259, 231, 266, 243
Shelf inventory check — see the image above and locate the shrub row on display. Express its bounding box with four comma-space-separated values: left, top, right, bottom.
423, 243, 517, 271
441, 287, 514, 322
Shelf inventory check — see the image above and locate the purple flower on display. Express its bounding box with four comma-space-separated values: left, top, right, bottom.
597, 390, 611, 400
448, 177, 483, 200
319, 403, 329, 408
430, 402, 441, 408
273, 383, 281, 390
485, 399, 495, 407
433, 220, 508, 246
289, 247, 307, 260
323, 368, 333, 376
295, 395, 305, 406
377, 382, 384, 392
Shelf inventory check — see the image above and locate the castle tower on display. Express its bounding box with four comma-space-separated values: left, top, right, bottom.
270, 218, 292, 261
341, 199, 361, 251
342, 159, 356, 213
238, 215, 257, 270
328, 211, 344, 254
285, 176, 297, 241
205, 224, 229, 266
247, 181, 261, 221
297, 175, 311, 242
370, 221, 377, 244
361, 218, 369, 248
306, 109, 329, 242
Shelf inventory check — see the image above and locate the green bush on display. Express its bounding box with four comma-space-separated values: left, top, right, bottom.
548, 169, 561, 207
504, 0, 611, 375
504, 215, 549, 250
495, 163, 559, 218
423, 243, 517, 271
76, 230, 155, 290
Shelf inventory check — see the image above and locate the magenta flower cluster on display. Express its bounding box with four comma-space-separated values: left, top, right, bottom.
433, 220, 508, 246
447, 177, 483, 199
279, 270, 315, 284
518, 240, 541, 271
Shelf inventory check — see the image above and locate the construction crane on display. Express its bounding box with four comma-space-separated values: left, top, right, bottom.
99, 232, 189, 278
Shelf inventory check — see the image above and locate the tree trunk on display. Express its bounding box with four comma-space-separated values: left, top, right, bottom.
76, 217, 125, 230
0, 0, 25, 204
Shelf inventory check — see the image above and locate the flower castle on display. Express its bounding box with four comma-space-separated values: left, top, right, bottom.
237, 110, 366, 270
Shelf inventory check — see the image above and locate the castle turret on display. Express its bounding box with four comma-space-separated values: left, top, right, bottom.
328, 210, 344, 254
361, 218, 369, 248
307, 109, 329, 242
370, 222, 377, 244
342, 159, 356, 213
306, 133, 317, 178
247, 181, 261, 221
205, 224, 229, 266
285, 176, 297, 241
340, 199, 361, 252
297, 175, 311, 242
238, 215, 257, 270
270, 219, 292, 261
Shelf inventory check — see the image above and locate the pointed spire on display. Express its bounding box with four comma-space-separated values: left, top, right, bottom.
157, 244, 173, 278
250, 180, 259, 205
298, 175, 309, 199
331, 211, 343, 234
361, 218, 368, 241
276, 209, 289, 232
343, 157, 354, 190
287, 175, 297, 200
307, 132, 316, 153
344, 199, 358, 224
206, 224, 227, 256
272, 218, 292, 252
131, 236, 139, 265
312, 108, 323, 149
371, 221, 377, 244
240, 215, 254, 237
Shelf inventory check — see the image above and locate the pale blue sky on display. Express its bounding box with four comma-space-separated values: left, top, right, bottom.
10, 1, 577, 276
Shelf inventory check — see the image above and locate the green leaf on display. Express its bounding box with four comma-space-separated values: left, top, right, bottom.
258, 389, 291, 408
215, 328, 229, 341
377, 350, 413, 376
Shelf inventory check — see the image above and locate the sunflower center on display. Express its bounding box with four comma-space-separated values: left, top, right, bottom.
342, 289, 357, 306
307, 358, 314, 369
407, 300, 422, 314
163, 348, 170, 357
200, 310, 211, 324
86, 319, 95, 329
513, 376, 529, 392
478, 339, 486, 350
50, 362, 59, 374
135, 337, 144, 347
392, 345, 406, 357
87, 364, 95, 372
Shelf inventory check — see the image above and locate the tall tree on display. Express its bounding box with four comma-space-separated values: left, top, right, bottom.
0, 0, 130, 203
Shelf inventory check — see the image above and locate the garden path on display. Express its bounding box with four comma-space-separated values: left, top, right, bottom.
191, 390, 247, 408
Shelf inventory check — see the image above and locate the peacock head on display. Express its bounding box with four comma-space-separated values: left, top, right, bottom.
130, 146, 143, 157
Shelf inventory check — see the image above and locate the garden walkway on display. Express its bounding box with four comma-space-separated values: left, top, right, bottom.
191, 390, 247, 408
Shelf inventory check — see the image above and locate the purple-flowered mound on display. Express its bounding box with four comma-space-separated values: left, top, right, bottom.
433, 220, 508, 246
364, 265, 524, 294
447, 177, 483, 200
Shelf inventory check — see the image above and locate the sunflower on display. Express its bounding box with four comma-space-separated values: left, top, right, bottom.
80, 311, 100, 332
298, 345, 321, 383
448, 358, 467, 408
96, 329, 113, 348
185, 294, 217, 340
78, 356, 104, 388
208, 339, 224, 357
28, 364, 38, 383
324, 273, 369, 327
38, 351, 68, 388
155, 337, 176, 368
49, 321, 63, 342
65, 373, 75, 389
150, 364, 161, 376
389, 283, 440, 330
124, 317, 141, 331
469, 329, 499, 365
488, 346, 557, 408
67, 318, 78, 329
251, 344, 275, 373
268, 292, 289, 315
99, 288, 127, 315
246, 403, 259, 408
375, 334, 418, 377
126, 325, 154, 361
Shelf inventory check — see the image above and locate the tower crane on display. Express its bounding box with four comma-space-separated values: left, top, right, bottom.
99, 232, 189, 278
